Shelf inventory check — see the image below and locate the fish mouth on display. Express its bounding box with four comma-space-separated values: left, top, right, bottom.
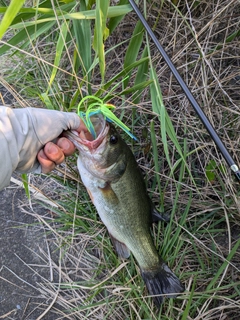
64, 114, 109, 151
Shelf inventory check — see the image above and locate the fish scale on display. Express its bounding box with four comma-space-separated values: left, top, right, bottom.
64, 118, 184, 307
79, 147, 159, 269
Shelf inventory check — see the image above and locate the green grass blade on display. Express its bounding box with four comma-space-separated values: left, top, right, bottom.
119, 80, 153, 96
48, 20, 69, 89
0, 0, 25, 39
132, 46, 149, 104
21, 173, 30, 200
149, 64, 196, 185
149, 66, 171, 167
150, 120, 164, 210
123, 20, 145, 88
73, 14, 92, 73
206, 238, 240, 291
181, 277, 196, 320
0, 7, 59, 17
5, 5, 132, 30
10, 0, 55, 24
64, 4, 132, 20
72, 0, 92, 92
95, 57, 149, 97
93, 0, 110, 81
210, 29, 240, 54
103, 80, 153, 104
108, 0, 130, 34
39, 92, 54, 110
0, 20, 56, 55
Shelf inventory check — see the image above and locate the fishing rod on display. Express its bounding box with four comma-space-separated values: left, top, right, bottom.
128, 0, 240, 182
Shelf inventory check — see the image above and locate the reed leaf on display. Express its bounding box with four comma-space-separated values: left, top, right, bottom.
48, 20, 69, 90
0, 0, 25, 39
123, 20, 145, 88
93, 0, 110, 81
72, 0, 92, 91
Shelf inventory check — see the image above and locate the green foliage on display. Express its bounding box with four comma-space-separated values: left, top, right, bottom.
21, 173, 30, 199
0, 0, 25, 39
76, 95, 137, 140
205, 160, 226, 183
93, 0, 110, 81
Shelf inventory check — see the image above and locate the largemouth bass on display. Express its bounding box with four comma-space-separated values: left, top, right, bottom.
64, 115, 184, 306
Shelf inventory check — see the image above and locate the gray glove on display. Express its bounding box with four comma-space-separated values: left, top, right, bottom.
0, 106, 80, 189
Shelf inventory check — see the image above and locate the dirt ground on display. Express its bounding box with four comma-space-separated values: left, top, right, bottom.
0, 182, 60, 319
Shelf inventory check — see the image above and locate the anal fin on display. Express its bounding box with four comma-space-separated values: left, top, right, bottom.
109, 233, 130, 259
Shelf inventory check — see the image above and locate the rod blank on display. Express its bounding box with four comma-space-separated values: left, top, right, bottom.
128, 0, 240, 181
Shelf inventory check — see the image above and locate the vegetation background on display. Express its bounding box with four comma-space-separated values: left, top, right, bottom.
0, 0, 239, 319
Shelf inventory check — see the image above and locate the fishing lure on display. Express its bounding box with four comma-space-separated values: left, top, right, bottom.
77, 96, 137, 140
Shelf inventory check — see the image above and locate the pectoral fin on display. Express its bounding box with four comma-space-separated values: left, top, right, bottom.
152, 208, 170, 223
109, 233, 130, 259
99, 183, 119, 205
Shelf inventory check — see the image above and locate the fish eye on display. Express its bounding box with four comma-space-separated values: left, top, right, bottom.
110, 135, 118, 144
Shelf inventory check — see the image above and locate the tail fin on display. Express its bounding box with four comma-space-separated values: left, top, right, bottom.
141, 263, 184, 306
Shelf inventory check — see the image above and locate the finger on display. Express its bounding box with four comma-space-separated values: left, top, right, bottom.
37, 149, 56, 174
44, 142, 65, 164
56, 137, 75, 156
75, 118, 88, 133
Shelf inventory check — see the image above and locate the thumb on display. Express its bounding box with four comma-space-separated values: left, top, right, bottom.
26, 108, 82, 144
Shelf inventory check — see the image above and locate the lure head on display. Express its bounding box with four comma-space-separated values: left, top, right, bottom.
77, 96, 137, 141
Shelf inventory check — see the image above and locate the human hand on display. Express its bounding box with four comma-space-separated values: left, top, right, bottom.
37, 132, 80, 174
12, 107, 86, 174
36, 111, 85, 174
